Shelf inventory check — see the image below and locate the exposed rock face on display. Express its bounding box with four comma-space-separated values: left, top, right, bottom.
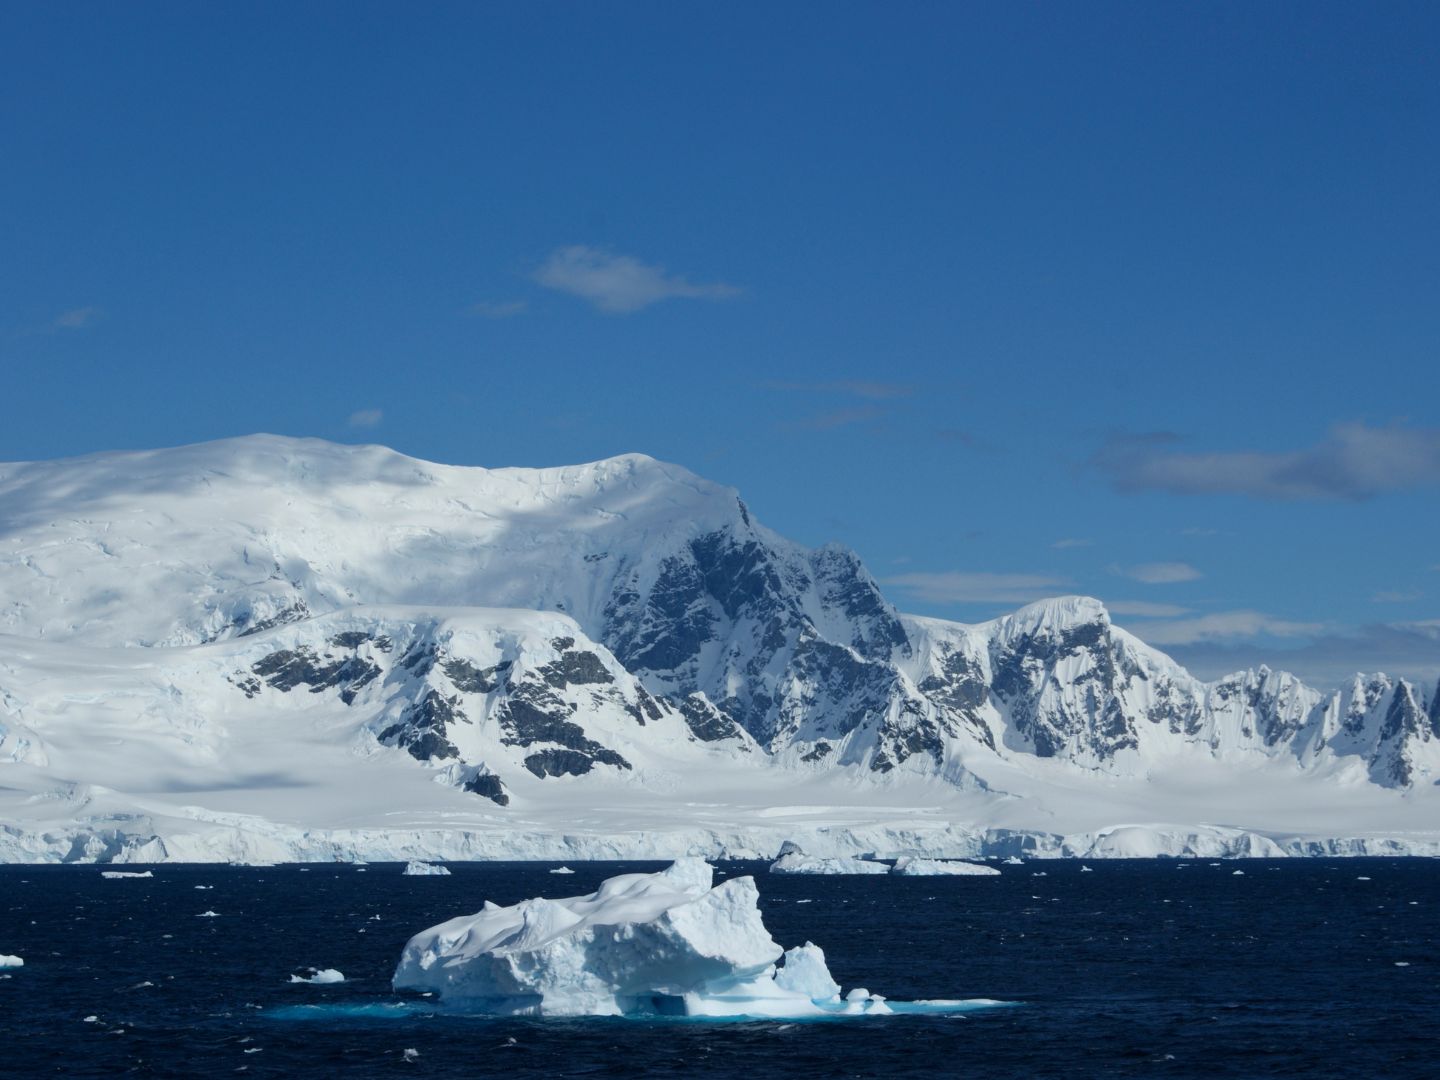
237, 613, 661, 796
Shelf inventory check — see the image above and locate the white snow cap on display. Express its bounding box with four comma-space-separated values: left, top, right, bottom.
392, 859, 899, 1017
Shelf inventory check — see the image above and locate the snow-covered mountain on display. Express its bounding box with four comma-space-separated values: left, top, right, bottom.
1, 435, 1436, 863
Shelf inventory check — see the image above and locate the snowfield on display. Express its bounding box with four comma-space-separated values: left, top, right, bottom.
0, 435, 1437, 864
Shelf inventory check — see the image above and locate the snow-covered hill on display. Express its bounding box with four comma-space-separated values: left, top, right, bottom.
0, 435, 1436, 863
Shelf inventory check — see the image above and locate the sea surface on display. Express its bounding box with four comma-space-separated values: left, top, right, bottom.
2, 858, 1437, 1078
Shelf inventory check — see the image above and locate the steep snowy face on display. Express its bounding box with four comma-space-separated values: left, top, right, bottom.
1309, 674, 1440, 788
1203, 666, 1325, 751
0, 436, 959, 774
972, 598, 1203, 767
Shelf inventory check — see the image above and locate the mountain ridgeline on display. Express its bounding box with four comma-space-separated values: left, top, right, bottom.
0, 435, 1436, 807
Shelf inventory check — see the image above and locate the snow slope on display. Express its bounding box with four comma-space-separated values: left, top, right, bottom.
0, 435, 1437, 863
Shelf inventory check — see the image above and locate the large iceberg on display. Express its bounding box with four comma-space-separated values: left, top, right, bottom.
393, 859, 935, 1018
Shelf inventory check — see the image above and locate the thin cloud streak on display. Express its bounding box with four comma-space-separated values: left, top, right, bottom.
881, 571, 1071, 605
1105, 600, 1193, 617
347, 408, 384, 429
1132, 610, 1326, 646
1112, 561, 1203, 584
1093, 422, 1440, 500
1165, 620, 1440, 688
534, 246, 740, 313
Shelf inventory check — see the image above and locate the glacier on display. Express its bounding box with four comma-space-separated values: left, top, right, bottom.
392, 859, 946, 1017
0, 435, 1437, 864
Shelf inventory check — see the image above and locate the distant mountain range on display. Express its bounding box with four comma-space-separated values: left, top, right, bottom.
1, 436, 1435, 863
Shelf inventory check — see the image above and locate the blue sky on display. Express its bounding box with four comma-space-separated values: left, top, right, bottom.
3, 2, 1438, 686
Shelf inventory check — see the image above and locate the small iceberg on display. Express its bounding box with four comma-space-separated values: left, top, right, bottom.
770, 851, 889, 875
0, 955, 22, 969
101, 871, 153, 879
196, 910, 221, 918
549, 867, 575, 875
403, 860, 451, 877
890, 857, 999, 877
290, 968, 346, 985
392, 859, 994, 1018
1003, 856, 1024, 865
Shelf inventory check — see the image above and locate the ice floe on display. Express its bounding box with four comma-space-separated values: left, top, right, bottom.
890, 857, 999, 877
290, 968, 346, 984
0, 954, 22, 968
402, 860, 450, 876
549, 867, 575, 875
770, 852, 889, 875
101, 871, 153, 879
392, 859, 990, 1018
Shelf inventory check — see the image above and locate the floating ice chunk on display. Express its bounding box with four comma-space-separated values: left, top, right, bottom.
770, 852, 888, 875
403, 1048, 420, 1062
890, 857, 999, 877
1232, 870, 1245, 876
101, 871, 153, 879
392, 859, 952, 1018
290, 968, 346, 984
1080, 866, 1093, 873
403, 861, 451, 877
549, 867, 575, 875
1394, 961, 1411, 967
0, 955, 22, 968
83, 1015, 98, 1023
196, 910, 221, 918
1357, 876, 1371, 881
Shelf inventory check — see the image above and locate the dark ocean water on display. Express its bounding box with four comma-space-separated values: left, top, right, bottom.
2, 858, 1437, 1078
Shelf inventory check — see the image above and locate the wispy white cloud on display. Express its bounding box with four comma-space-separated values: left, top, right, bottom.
1371, 590, 1422, 604
53, 306, 102, 329
1111, 561, 1203, 585
1133, 611, 1326, 646
881, 571, 1070, 605
1051, 537, 1093, 550
1165, 620, 1440, 688
347, 408, 384, 429
1105, 600, 1193, 618
467, 299, 527, 319
1093, 422, 1440, 500
533, 246, 740, 313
